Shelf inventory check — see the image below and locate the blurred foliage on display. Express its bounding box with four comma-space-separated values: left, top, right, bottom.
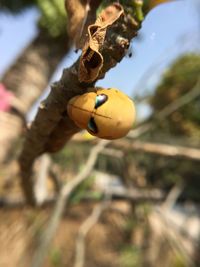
139, 53, 200, 201
49, 247, 63, 267
120, 245, 142, 267
171, 255, 188, 267
132, 152, 200, 201
151, 53, 200, 139
37, 0, 67, 37
69, 174, 96, 204
51, 143, 90, 173
0, 0, 67, 37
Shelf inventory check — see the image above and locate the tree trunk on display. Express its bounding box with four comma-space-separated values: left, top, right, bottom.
0, 29, 70, 163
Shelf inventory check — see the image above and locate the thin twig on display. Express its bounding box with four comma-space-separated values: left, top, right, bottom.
74, 200, 109, 267
34, 154, 51, 205
111, 140, 200, 161
0, 187, 165, 209
30, 140, 108, 267
101, 147, 124, 158
107, 187, 165, 202
162, 183, 184, 210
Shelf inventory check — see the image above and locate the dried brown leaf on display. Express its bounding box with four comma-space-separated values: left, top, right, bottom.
78, 2, 124, 83
76, 0, 102, 49
65, 0, 102, 48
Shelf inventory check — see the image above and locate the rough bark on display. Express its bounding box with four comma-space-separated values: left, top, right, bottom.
0, 29, 70, 163
19, 11, 141, 205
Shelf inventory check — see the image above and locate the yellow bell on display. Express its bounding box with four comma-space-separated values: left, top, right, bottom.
67, 88, 136, 139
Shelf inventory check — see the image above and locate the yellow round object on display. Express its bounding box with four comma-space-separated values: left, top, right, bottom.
67, 88, 136, 139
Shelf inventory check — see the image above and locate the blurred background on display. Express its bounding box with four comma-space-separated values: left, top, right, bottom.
0, 0, 200, 266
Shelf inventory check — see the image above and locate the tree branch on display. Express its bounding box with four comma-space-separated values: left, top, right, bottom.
0, 187, 165, 209
111, 139, 200, 161
19, 8, 141, 205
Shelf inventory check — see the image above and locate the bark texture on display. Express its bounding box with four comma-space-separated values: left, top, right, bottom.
0, 29, 70, 163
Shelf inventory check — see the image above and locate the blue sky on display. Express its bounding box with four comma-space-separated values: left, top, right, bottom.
0, 0, 199, 120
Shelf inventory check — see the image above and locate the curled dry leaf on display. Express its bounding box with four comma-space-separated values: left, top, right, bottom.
78, 2, 124, 83
76, 0, 102, 50
65, 0, 102, 48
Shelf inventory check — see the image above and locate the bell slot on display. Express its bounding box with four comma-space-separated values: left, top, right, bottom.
94, 94, 108, 109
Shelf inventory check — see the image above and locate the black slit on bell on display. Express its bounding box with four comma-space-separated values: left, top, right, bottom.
94, 94, 108, 109
88, 117, 98, 134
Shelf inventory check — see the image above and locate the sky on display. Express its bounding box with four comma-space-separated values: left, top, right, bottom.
0, 0, 199, 120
